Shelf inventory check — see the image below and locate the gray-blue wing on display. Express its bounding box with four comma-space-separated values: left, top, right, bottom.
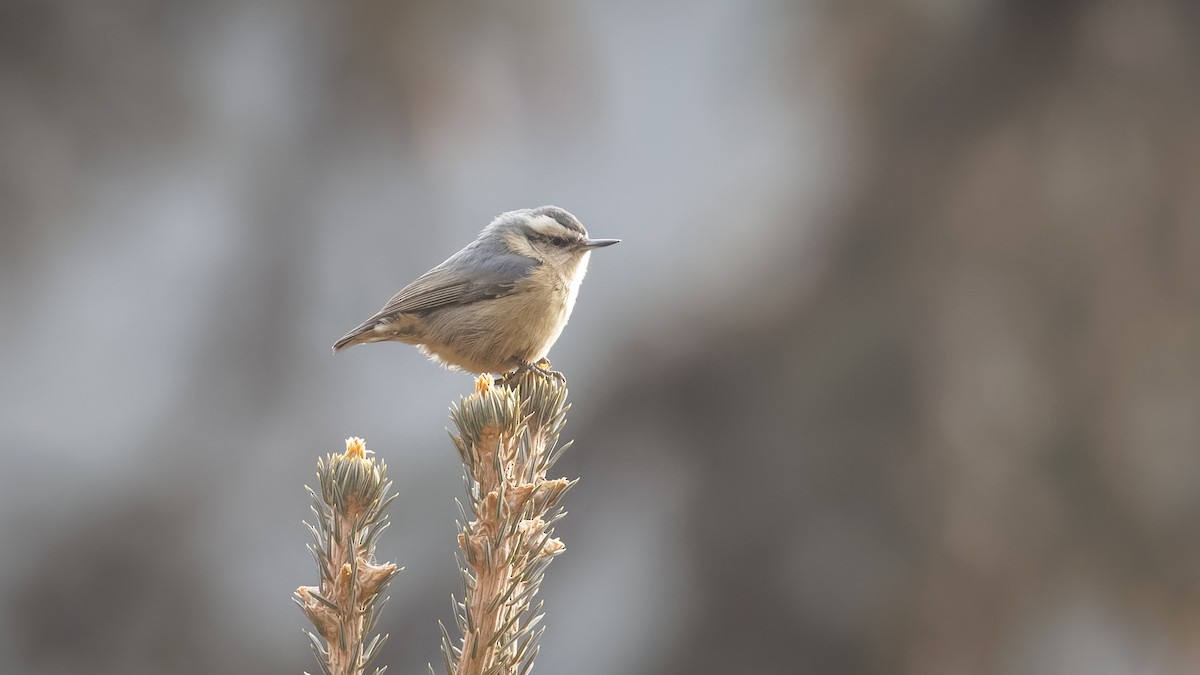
376, 244, 538, 317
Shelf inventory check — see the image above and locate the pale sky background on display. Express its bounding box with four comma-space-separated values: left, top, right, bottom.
3, 1, 1200, 674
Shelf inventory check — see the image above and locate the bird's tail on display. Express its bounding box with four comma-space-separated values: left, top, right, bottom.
332, 322, 375, 353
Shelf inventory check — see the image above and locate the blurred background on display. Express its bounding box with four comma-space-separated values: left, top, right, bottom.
2, 0, 1200, 673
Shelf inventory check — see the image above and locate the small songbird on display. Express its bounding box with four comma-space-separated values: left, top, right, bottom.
333, 206, 619, 377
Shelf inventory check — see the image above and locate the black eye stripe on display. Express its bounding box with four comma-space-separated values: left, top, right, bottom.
524, 227, 574, 247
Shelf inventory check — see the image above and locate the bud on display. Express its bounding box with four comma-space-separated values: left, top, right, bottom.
318, 437, 385, 521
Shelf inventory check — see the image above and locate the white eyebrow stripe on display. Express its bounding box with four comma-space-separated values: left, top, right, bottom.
526, 215, 575, 238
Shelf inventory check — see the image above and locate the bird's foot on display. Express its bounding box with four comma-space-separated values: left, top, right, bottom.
533, 358, 567, 383
498, 359, 565, 386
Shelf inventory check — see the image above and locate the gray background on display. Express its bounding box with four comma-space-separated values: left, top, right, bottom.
3, 1, 1200, 674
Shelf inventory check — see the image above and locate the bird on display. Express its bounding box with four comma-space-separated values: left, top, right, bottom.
333, 206, 619, 378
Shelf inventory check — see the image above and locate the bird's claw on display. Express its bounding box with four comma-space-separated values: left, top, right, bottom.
532, 358, 566, 383
498, 359, 566, 386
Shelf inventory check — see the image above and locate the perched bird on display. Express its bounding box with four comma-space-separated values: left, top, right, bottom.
333, 206, 619, 377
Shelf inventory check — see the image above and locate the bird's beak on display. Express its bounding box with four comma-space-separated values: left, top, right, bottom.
583, 238, 621, 249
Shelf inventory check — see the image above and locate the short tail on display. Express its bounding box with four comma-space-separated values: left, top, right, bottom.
332, 323, 375, 353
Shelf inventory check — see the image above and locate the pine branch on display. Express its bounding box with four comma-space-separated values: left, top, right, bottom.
440, 373, 575, 675
297, 437, 401, 675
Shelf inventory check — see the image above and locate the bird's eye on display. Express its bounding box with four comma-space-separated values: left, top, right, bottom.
525, 229, 573, 247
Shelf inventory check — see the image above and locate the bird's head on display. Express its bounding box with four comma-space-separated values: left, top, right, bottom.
493, 206, 620, 269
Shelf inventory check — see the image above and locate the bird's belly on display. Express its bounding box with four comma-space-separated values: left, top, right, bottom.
418, 287, 572, 373
487, 289, 571, 361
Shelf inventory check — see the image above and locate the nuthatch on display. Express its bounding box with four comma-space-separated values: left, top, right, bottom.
333, 206, 619, 377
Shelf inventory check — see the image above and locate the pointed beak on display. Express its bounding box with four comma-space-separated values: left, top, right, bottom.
583, 238, 621, 250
